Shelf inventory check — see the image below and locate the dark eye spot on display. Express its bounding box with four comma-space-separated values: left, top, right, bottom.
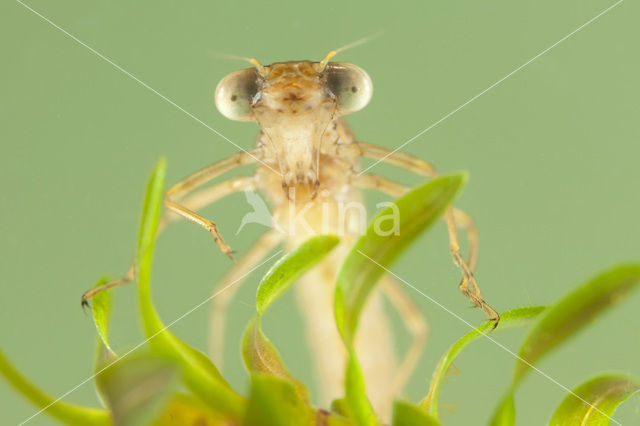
351, 86, 358, 93
230, 95, 237, 101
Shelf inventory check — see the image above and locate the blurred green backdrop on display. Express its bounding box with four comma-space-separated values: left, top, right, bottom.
2, 0, 639, 424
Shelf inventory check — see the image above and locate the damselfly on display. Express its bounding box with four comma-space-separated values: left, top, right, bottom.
82, 47, 499, 418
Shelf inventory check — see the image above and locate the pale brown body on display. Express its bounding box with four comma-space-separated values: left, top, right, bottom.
83, 58, 498, 419
256, 116, 397, 413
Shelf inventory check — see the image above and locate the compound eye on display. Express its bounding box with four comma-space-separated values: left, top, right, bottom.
215, 68, 260, 121
326, 63, 373, 115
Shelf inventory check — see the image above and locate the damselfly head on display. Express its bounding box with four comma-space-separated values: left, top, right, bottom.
214, 51, 373, 194
214, 57, 372, 121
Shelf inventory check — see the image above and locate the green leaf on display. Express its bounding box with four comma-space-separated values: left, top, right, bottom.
549, 374, 640, 426
91, 276, 118, 408
0, 349, 110, 426
256, 235, 339, 316
514, 264, 640, 384
490, 263, 640, 425
243, 235, 339, 403
94, 343, 116, 409
420, 306, 545, 417
489, 394, 515, 426
392, 401, 441, 426
91, 276, 115, 356
344, 350, 377, 426
335, 173, 466, 344
97, 354, 179, 426
135, 158, 245, 419
242, 318, 309, 403
243, 374, 314, 426
334, 174, 466, 425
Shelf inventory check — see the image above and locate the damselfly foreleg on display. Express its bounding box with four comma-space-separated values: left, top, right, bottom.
81, 153, 261, 305
164, 150, 263, 258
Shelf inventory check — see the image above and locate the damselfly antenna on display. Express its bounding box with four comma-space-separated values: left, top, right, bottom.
316, 32, 383, 71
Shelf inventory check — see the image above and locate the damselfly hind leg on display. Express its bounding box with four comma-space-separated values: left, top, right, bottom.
208, 230, 283, 367
380, 275, 428, 400
351, 141, 500, 327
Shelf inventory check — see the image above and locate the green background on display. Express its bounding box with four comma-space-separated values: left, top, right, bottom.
2, 0, 639, 424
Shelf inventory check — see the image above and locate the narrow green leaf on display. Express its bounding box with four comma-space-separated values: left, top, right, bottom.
420, 306, 545, 417
344, 350, 377, 426
549, 374, 640, 426
91, 276, 118, 408
514, 264, 640, 383
243, 374, 314, 426
489, 393, 515, 426
91, 276, 115, 356
137, 158, 166, 253
97, 354, 179, 426
392, 401, 441, 426
335, 173, 466, 344
135, 158, 245, 419
334, 174, 466, 425
0, 349, 110, 426
490, 263, 640, 425
242, 318, 309, 402
94, 345, 116, 410
243, 235, 339, 403
257, 235, 340, 316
